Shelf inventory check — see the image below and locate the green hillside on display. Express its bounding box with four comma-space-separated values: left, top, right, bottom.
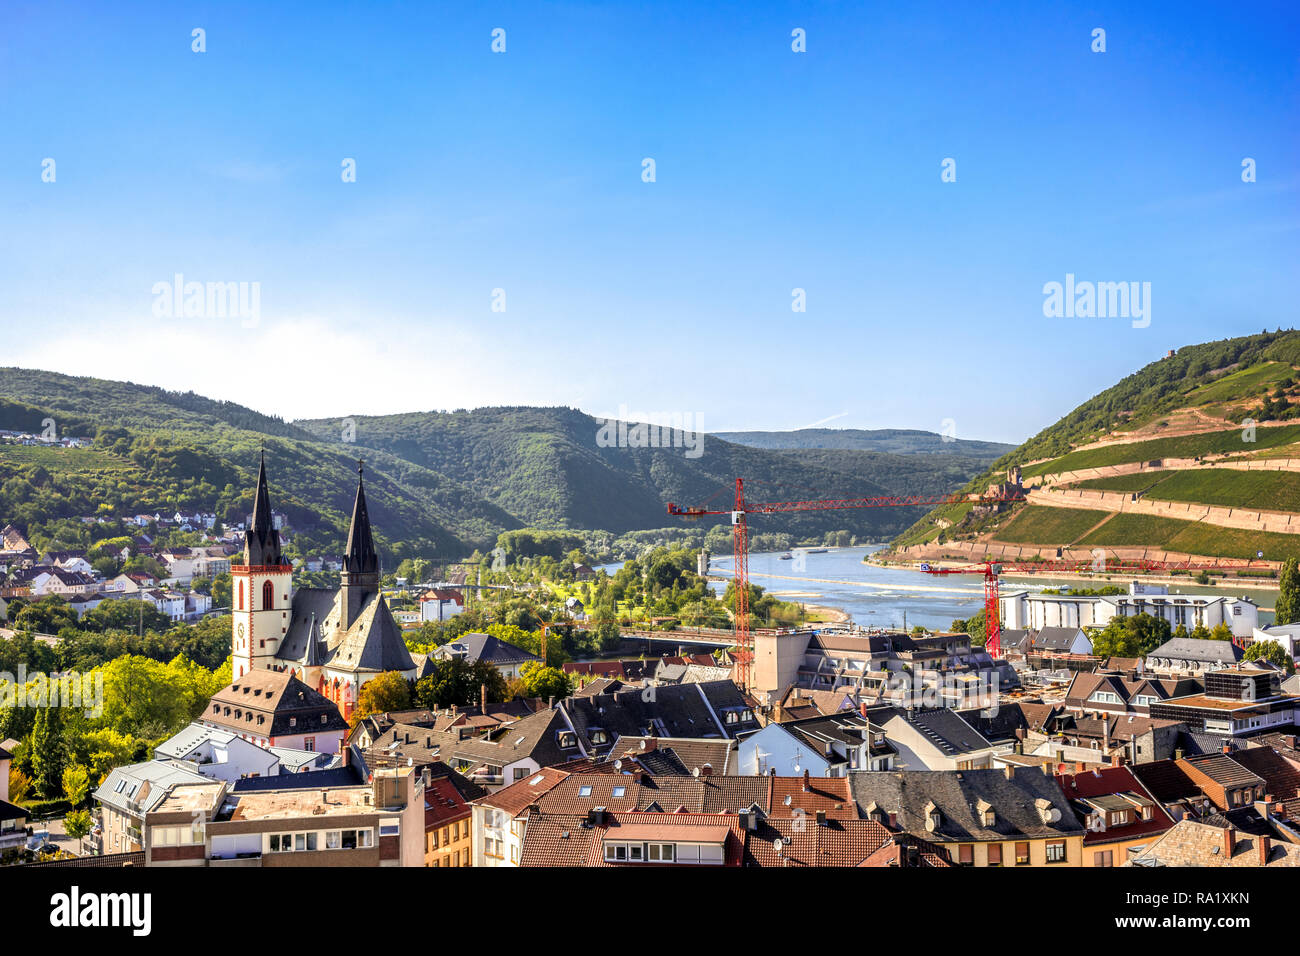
712, 427, 1014, 459
887, 329, 1300, 563
0, 369, 997, 562
293, 407, 987, 541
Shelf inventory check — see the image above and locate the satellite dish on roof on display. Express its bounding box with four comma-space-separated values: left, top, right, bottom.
613, 759, 622, 770
773, 838, 784, 854
692, 767, 700, 778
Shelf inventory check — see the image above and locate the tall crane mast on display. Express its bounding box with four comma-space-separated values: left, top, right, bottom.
667, 478, 1024, 687
919, 557, 1267, 658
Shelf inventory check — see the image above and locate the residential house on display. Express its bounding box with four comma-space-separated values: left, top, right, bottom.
738, 713, 894, 776
1128, 819, 1300, 867
1145, 638, 1245, 676
874, 707, 999, 771
424, 769, 486, 867
198, 670, 350, 753
434, 632, 541, 680
1056, 766, 1175, 866
419, 588, 464, 623
850, 766, 1086, 867
0, 742, 27, 854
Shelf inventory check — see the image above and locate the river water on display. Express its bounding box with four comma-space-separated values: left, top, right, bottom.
600, 544, 1274, 630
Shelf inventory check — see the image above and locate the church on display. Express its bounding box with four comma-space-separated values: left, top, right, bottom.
231, 455, 417, 718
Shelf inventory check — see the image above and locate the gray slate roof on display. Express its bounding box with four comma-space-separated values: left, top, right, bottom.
849, 768, 1084, 843
1147, 638, 1243, 665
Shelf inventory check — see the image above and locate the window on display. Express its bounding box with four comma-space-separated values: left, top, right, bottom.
612, 786, 626, 798
1014, 842, 1030, 865
514, 768, 527, 781
987, 843, 1002, 866
262, 580, 274, 609
604, 842, 629, 862
958, 844, 973, 866
304, 737, 315, 752
1046, 841, 1066, 863
1094, 850, 1114, 867
1109, 810, 1129, 826
648, 843, 675, 862
238, 580, 244, 610
578, 785, 593, 797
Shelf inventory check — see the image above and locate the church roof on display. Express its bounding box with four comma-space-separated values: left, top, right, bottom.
301, 614, 327, 667
278, 586, 415, 675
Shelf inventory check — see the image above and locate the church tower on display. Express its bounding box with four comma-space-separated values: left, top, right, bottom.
231, 453, 294, 679
339, 461, 380, 629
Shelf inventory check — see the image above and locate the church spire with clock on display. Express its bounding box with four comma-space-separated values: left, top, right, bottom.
231, 452, 294, 679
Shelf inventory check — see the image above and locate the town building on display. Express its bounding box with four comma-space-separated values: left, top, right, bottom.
231, 456, 416, 718
1001, 582, 1258, 639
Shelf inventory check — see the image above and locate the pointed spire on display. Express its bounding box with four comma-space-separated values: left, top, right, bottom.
244, 452, 283, 566
344, 460, 378, 576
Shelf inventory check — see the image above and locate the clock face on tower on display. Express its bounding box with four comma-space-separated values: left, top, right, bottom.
237, 623, 245, 639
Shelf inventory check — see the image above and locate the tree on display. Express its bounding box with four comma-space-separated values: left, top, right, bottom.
31, 705, 68, 798
1278, 559, 1300, 626
1090, 613, 1172, 659
413, 659, 508, 709
1244, 639, 1295, 675
354, 672, 412, 723
1208, 623, 1234, 642
64, 808, 93, 853
62, 764, 90, 806
515, 662, 571, 701
8, 766, 33, 803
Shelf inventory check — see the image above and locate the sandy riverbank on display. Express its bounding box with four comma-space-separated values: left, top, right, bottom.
869, 557, 1280, 597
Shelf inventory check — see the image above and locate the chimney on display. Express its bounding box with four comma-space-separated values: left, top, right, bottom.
802, 768, 810, 792
1004, 764, 1015, 780
1110, 754, 1122, 768
480, 683, 487, 713
1285, 735, 1298, 750
1223, 826, 1236, 859
700, 763, 713, 778
1222, 743, 1231, 756
1259, 835, 1271, 865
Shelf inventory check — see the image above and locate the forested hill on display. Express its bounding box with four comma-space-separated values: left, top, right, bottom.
0, 369, 999, 560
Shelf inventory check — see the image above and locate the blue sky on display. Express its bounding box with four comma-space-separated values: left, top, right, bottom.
1, 1, 1296, 443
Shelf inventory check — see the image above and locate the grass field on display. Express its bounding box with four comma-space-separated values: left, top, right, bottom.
0, 444, 129, 472
1071, 473, 1170, 494
1183, 361, 1294, 407
1143, 469, 1300, 513
1071, 468, 1300, 513
1020, 424, 1300, 478
1077, 512, 1300, 561
993, 505, 1111, 545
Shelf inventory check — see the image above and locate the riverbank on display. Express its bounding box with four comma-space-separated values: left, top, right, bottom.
868, 555, 1280, 598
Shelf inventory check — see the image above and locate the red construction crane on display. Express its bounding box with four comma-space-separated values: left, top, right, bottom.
919, 557, 1268, 659
667, 478, 1024, 687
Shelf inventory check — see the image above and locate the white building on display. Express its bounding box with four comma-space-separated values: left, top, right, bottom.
1250, 624, 1300, 660
1001, 581, 1258, 639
